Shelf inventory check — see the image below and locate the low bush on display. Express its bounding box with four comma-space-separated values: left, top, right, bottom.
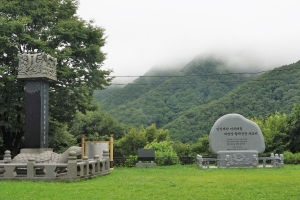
283, 151, 300, 164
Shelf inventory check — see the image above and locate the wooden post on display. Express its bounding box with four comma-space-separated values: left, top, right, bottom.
109, 134, 114, 169
81, 135, 85, 158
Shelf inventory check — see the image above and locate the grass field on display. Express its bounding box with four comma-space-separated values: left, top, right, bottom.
0, 164, 300, 200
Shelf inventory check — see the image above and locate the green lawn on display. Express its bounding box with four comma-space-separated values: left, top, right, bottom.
0, 165, 300, 200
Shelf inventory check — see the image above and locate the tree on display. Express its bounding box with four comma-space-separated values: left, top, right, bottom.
0, 0, 111, 156
145, 124, 156, 142
68, 111, 126, 143
118, 126, 147, 156
172, 141, 191, 157
145, 124, 170, 143
250, 112, 289, 155
48, 120, 76, 153
145, 141, 177, 165
287, 105, 300, 153
191, 135, 212, 157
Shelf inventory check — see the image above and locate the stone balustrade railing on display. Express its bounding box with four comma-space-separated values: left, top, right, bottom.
196, 153, 284, 169
0, 150, 110, 181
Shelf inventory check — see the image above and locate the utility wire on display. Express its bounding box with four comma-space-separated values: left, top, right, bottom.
108, 66, 299, 78
110, 78, 291, 86
107, 66, 299, 86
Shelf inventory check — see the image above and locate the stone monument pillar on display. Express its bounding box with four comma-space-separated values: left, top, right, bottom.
17, 53, 57, 148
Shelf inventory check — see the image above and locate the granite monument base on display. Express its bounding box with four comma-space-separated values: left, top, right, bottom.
218, 150, 258, 168
136, 161, 157, 168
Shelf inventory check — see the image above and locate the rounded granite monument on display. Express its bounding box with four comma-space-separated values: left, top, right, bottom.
209, 113, 265, 167
209, 113, 265, 154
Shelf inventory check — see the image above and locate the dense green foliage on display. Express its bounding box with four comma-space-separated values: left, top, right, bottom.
97, 65, 182, 111
250, 112, 288, 155
48, 120, 76, 153
117, 126, 147, 156
69, 111, 127, 143
145, 141, 178, 165
95, 55, 300, 143
95, 56, 256, 141
116, 124, 171, 156
0, 0, 111, 155
93, 85, 123, 104
164, 60, 300, 142
286, 104, 300, 153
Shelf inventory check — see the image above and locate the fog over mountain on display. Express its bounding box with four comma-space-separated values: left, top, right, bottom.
78, 0, 300, 84
111, 49, 298, 85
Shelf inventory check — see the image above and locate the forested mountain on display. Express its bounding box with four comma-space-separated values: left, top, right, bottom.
94, 85, 123, 104
94, 55, 300, 143
95, 65, 182, 111
94, 55, 257, 131
163, 60, 300, 142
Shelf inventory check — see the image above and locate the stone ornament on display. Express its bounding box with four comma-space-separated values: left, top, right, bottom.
17, 52, 57, 81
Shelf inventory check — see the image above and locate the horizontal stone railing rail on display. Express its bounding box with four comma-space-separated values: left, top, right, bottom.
196, 153, 284, 169
0, 150, 110, 181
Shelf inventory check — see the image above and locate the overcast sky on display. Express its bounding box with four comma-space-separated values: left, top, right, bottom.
77, 0, 300, 82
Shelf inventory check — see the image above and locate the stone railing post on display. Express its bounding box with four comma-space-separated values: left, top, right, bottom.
102, 149, 110, 170
3, 150, 12, 163
270, 153, 274, 166
262, 158, 266, 168
94, 155, 100, 172
83, 156, 89, 176
274, 154, 279, 167
280, 154, 284, 167
206, 160, 210, 169
196, 155, 203, 169
67, 151, 77, 179
27, 158, 35, 178
226, 155, 230, 168
252, 154, 258, 168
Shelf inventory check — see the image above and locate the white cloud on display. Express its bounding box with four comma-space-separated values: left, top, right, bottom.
78, 0, 300, 82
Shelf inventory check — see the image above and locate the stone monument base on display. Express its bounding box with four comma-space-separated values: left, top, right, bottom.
218, 150, 258, 168
12, 148, 57, 163
20, 148, 53, 154
136, 161, 157, 168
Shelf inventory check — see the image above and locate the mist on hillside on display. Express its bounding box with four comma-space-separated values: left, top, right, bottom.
111, 60, 188, 85
110, 47, 300, 85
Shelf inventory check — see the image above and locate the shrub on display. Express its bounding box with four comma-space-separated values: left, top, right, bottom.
145, 141, 178, 165
283, 151, 300, 164
124, 155, 138, 167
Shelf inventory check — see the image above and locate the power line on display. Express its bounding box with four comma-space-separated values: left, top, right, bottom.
107, 66, 299, 86
108, 66, 299, 78
110, 78, 291, 86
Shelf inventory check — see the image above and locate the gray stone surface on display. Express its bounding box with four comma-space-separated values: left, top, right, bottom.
57, 146, 82, 163
17, 53, 57, 81
17, 53, 57, 148
136, 161, 157, 168
85, 142, 109, 160
218, 150, 258, 167
197, 114, 284, 169
209, 113, 265, 154
0, 150, 111, 181
11, 146, 82, 164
